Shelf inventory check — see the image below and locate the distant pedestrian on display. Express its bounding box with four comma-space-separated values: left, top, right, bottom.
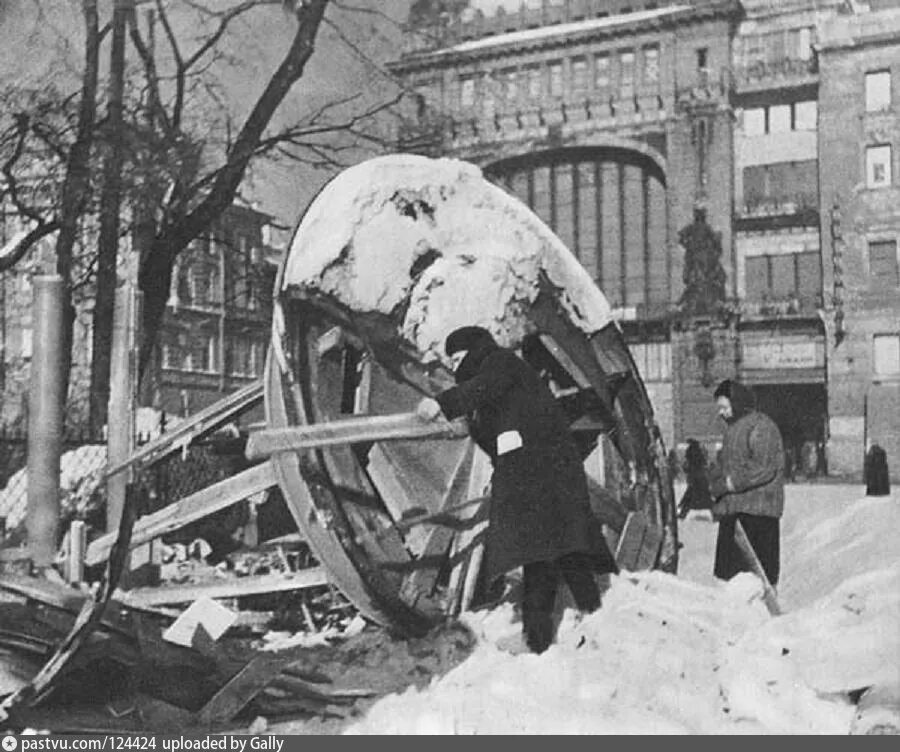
417, 326, 618, 654
865, 444, 890, 496
708, 379, 785, 587
677, 439, 712, 519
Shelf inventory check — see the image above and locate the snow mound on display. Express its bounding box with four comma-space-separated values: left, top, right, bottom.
279, 154, 612, 369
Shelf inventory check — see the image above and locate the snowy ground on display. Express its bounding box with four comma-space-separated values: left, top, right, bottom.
340, 483, 900, 734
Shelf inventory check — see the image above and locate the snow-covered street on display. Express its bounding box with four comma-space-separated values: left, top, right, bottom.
338, 483, 899, 734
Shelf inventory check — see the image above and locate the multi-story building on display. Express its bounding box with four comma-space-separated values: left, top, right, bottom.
152, 203, 279, 424
388, 0, 900, 479
0, 203, 279, 435
817, 3, 900, 476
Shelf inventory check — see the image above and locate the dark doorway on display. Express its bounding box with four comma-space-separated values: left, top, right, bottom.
753, 383, 827, 481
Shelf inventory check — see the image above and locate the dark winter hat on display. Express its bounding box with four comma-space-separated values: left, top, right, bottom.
713, 379, 756, 420
445, 326, 496, 357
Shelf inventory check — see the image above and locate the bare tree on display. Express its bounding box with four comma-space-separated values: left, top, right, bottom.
1, 0, 102, 400
2, 0, 406, 426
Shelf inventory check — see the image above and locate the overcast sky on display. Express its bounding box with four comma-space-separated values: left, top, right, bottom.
0, 0, 415, 233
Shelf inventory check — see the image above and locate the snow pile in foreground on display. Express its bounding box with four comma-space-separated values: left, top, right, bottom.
344, 487, 899, 734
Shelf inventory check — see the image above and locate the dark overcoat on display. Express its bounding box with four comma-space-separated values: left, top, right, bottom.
436, 344, 617, 584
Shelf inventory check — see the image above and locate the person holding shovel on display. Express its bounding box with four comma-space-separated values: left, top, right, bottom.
417, 326, 618, 654
708, 379, 785, 587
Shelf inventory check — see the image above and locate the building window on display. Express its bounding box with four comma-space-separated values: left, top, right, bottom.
797, 27, 812, 61
460, 76, 475, 108
742, 102, 817, 135
643, 45, 660, 85
571, 57, 588, 95
743, 107, 766, 136
619, 50, 635, 93
548, 61, 563, 97
742, 160, 818, 215
526, 65, 542, 98
502, 68, 518, 103
868, 239, 899, 286
866, 145, 892, 188
873, 334, 900, 376
482, 75, 496, 119
865, 70, 891, 113
594, 53, 610, 90
20, 326, 32, 359
161, 342, 177, 370
186, 334, 217, 373
696, 47, 708, 72
768, 104, 791, 133
230, 336, 264, 377
744, 251, 821, 308
794, 100, 817, 130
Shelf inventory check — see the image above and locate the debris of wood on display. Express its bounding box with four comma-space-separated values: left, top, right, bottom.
245, 412, 469, 460
615, 511, 663, 572
120, 567, 330, 608
162, 596, 238, 648
734, 519, 783, 616
85, 462, 277, 567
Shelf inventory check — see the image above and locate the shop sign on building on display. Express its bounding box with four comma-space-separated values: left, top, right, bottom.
742, 340, 822, 370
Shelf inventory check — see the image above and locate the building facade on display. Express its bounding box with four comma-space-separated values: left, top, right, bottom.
0, 204, 278, 436
152, 204, 278, 425
388, 0, 900, 479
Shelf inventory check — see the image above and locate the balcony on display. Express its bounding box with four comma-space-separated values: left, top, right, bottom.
737, 294, 824, 321
730, 56, 818, 95
735, 192, 819, 231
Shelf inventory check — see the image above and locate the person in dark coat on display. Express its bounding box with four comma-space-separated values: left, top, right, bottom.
708, 379, 785, 587
677, 438, 712, 519
417, 326, 618, 654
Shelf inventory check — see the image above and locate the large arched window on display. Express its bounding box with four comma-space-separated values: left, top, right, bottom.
486, 148, 668, 314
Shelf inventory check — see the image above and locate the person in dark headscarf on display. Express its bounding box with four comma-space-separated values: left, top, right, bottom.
417, 326, 618, 654
708, 379, 785, 586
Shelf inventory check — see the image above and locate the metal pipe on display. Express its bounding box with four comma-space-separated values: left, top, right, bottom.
27, 275, 65, 569
107, 283, 140, 532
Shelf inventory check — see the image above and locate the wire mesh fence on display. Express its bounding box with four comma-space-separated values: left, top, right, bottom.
0, 429, 108, 540
0, 424, 254, 547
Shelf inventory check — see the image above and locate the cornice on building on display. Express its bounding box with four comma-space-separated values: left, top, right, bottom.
388, 1, 742, 74
817, 6, 900, 51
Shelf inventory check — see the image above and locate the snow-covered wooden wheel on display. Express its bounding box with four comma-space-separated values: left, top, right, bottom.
258, 154, 678, 636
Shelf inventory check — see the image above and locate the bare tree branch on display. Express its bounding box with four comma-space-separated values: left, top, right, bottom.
182, 1, 258, 72
154, 0, 186, 129
126, 5, 174, 136
138, 0, 334, 376
0, 223, 60, 273
1, 114, 48, 225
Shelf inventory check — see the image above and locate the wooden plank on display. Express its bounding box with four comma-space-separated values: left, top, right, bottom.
102, 379, 264, 481
245, 412, 469, 460
734, 519, 783, 616
615, 511, 663, 572
539, 333, 592, 389
399, 441, 475, 606
0, 546, 30, 563
195, 654, 287, 726
85, 461, 277, 567
119, 567, 330, 607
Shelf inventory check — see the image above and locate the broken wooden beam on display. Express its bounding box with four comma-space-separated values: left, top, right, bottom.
84, 461, 277, 567
119, 567, 330, 608
102, 379, 264, 481
245, 412, 469, 460
734, 519, 783, 616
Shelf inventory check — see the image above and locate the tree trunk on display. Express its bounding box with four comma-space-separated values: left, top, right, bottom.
54, 0, 100, 423
89, 0, 129, 435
